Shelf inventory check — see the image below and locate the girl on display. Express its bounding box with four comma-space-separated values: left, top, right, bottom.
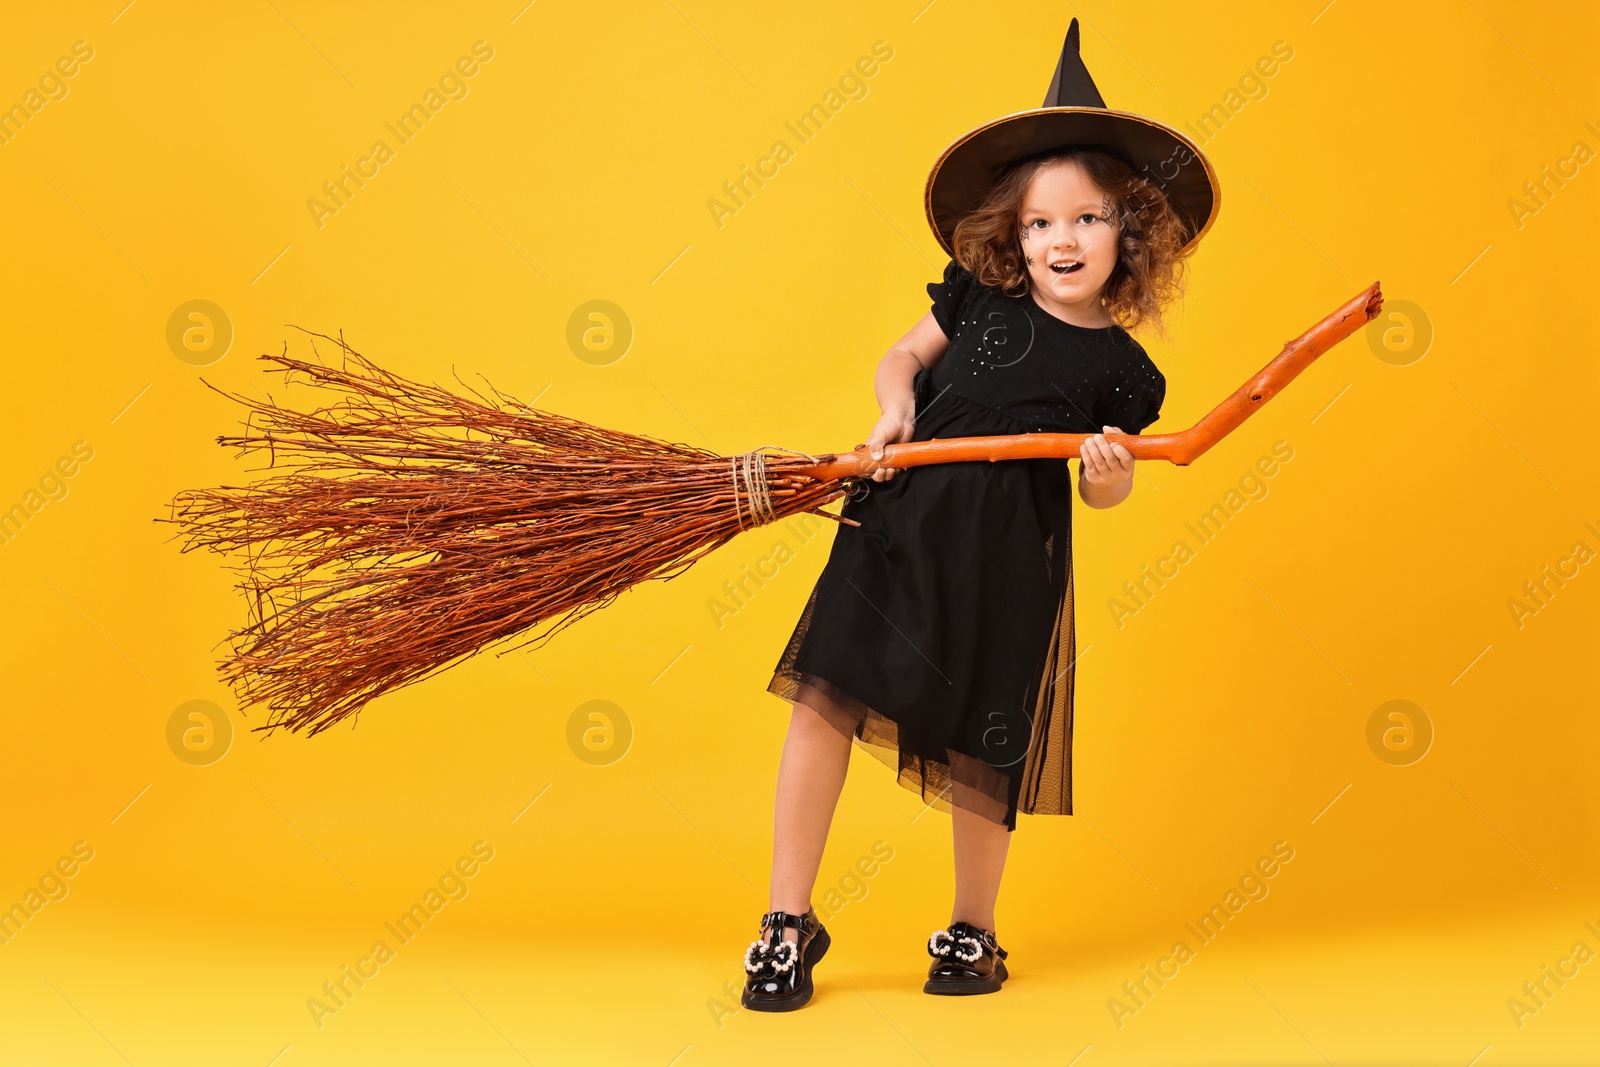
739, 18, 1218, 1010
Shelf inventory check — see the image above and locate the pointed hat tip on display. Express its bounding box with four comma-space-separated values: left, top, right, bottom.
1044, 14, 1105, 109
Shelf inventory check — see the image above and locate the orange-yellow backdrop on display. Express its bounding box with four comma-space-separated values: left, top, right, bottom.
1, 1, 1596, 1063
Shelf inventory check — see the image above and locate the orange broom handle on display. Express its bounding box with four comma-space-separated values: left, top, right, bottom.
797, 281, 1382, 480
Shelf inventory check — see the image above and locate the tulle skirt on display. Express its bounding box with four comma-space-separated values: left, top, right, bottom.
766, 388, 1077, 831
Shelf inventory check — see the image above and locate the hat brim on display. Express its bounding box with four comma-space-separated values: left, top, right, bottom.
925, 108, 1220, 258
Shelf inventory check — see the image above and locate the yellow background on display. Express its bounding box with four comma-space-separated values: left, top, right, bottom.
2, 1, 1596, 1063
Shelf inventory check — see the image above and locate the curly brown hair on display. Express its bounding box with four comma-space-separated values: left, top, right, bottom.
950, 147, 1193, 336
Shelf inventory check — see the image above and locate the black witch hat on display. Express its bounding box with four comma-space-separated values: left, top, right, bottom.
924, 16, 1220, 257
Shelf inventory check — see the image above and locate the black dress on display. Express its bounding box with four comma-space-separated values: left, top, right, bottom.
767, 259, 1166, 830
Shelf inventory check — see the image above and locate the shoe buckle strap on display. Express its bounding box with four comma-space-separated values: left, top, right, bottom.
746, 908, 816, 977
760, 909, 811, 932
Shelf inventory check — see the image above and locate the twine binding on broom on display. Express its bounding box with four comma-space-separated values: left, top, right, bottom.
732, 445, 824, 531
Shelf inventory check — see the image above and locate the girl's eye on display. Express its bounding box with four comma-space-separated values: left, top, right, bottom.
1079, 214, 1099, 225
1029, 219, 1048, 229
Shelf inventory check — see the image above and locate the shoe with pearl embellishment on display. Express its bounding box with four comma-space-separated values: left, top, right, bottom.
740, 906, 831, 1012
924, 920, 1009, 995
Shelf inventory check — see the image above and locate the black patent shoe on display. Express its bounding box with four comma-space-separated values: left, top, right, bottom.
740, 906, 831, 1012
924, 920, 1008, 995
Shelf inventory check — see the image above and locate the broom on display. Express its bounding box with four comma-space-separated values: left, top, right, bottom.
164, 281, 1381, 736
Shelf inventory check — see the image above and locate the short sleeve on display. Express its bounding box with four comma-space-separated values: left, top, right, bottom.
1098, 361, 1166, 435
927, 258, 977, 340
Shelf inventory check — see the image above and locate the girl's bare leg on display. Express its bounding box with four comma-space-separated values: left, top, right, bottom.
766, 700, 852, 944
951, 804, 1011, 932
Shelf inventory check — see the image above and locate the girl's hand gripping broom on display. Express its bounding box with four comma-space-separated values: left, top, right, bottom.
164, 282, 1381, 736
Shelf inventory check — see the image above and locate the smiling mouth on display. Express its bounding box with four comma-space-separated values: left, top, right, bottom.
1049, 261, 1084, 276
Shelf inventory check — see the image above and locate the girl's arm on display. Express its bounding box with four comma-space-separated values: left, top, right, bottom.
862, 312, 951, 483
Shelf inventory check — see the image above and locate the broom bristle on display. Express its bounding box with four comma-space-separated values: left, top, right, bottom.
163, 330, 853, 736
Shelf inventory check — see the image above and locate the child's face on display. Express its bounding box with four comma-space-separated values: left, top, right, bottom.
1018, 161, 1120, 310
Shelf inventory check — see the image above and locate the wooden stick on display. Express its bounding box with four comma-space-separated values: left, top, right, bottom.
796, 281, 1382, 480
